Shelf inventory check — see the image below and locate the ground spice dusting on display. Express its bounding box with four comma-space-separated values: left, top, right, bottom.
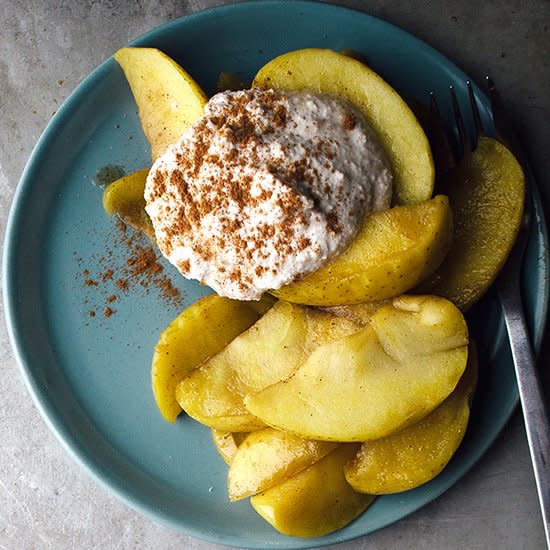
116, 278, 128, 290
342, 111, 357, 131
77, 217, 183, 320
146, 89, 310, 288
116, 215, 127, 234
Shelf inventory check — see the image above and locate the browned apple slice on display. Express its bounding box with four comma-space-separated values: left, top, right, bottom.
273, 196, 453, 306
114, 47, 207, 160
245, 295, 469, 441
345, 343, 478, 493
420, 136, 525, 310
152, 294, 268, 422
253, 48, 434, 205
175, 301, 363, 432
227, 428, 337, 501
250, 444, 374, 538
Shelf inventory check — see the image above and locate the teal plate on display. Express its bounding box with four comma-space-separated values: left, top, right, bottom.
3, 2, 548, 548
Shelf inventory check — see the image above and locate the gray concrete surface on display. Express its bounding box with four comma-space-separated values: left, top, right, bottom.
1, 1, 548, 548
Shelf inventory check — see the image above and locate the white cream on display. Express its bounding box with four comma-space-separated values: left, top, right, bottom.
145, 88, 392, 300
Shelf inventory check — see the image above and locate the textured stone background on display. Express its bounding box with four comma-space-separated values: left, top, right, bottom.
0, 1, 548, 549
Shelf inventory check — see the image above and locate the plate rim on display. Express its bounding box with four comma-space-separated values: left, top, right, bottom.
3, 1, 549, 547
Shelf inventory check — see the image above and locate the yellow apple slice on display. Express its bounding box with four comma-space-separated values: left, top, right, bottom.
227, 428, 337, 501
272, 195, 453, 306
245, 295, 469, 441
250, 444, 374, 538
211, 430, 248, 465
321, 300, 391, 326
253, 48, 434, 205
345, 343, 478, 493
102, 168, 154, 239
114, 47, 208, 160
420, 136, 525, 310
152, 294, 267, 422
175, 301, 363, 432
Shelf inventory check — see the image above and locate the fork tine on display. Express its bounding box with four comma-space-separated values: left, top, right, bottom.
449, 85, 470, 156
466, 80, 483, 147
428, 91, 457, 179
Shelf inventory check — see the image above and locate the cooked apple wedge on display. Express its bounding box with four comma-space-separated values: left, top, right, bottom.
152, 294, 266, 422
211, 430, 248, 465
175, 301, 362, 432
345, 343, 478, 493
250, 444, 374, 538
102, 169, 154, 239
253, 48, 434, 205
228, 428, 337, 501
321, 300, 391, 326
420, 137, 525, 310
245, 295, 469, 441
273, 195, 453, 306
114, 47, 207, 160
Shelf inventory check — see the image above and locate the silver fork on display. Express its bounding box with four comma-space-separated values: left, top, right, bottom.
430, 80, 550, 544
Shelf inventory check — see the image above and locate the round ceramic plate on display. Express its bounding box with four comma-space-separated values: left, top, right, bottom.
4, 2, 548, 548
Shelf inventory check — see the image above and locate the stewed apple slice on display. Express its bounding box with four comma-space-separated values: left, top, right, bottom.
175, 301, 363, 432
227, 428, 338, 501
114, 47, 207, 160
321, 299, 391, 326
211, 430, 248, 465
253, 48, 434, 205
250, 444, 374, 538
102, 169, 154, 239
345, 343, 478, 493
273, 195, 453, 306
152, 294, 269, 423
419, 136, 525, 310
244, 295, 469, 441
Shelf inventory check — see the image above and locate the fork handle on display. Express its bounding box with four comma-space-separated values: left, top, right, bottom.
498, 286, 550, 543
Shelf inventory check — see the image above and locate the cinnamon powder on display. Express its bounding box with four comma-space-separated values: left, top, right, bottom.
79, 217, 183, 319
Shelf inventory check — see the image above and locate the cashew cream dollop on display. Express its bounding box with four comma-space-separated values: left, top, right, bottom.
145, 88, 392, 300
